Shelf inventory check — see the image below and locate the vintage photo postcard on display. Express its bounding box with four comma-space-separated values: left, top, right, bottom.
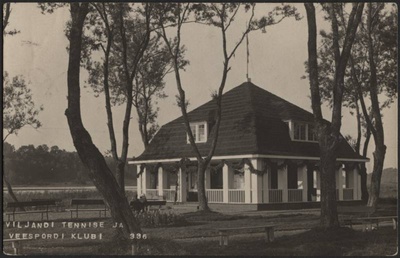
3, 2, 398, 256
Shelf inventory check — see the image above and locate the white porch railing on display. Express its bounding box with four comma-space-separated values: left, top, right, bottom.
206, 189, 223, 203
288, 189, 303, 202
145, 189, 159, 199
228, 189, 245, 203
163, 189, 176, 202
269, 189, 283, 203
343, 188, 354, 200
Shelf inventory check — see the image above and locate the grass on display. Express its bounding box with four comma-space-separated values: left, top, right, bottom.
5, 215, 395, 256
3, 195, 397, 255
183, 210, 247, 221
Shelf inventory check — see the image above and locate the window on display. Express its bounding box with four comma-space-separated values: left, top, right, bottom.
198, 124, 205, 142
187, 122, 208, 143
308, 124, 317, 141
190, 124, 197, 142
294, 123, 306, 140
289, 121, 318, 142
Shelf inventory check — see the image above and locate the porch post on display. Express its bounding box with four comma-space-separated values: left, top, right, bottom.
263, 165, 269, 203
223, 164, 229, 203
347, 169, 354, 200
136, 165, 142, 195
244, 163, 252, 203
357, 167, 361, 200
298, 164, 308, 202
178, 168, 187, 202
353, 167, 360, 200
251, 159, 263, 203
157, 166, 165, 197
142, 166, 149, 196
337, 165, 344, 201
316, 170, 321, 201
277, 162, 288, 202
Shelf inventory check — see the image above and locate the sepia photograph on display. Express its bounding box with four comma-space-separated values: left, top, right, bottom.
3, 2, 398, 256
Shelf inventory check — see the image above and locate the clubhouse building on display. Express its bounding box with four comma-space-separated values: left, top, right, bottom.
129, 82, 368, 209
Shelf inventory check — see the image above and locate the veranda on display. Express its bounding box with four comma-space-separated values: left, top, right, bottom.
135, 157, 362, 204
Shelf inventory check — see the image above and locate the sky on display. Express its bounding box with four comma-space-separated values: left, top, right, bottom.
3, 3, 398, 171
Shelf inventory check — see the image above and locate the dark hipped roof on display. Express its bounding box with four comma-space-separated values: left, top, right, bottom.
134, 82, 364, 161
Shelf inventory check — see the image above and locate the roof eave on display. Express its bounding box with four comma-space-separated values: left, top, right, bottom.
129, 154, 369, 164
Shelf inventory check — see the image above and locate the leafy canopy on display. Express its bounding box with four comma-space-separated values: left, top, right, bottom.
3, 72, 43, 141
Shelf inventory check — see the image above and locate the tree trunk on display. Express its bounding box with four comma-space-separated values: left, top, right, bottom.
305, 2, 363, 229
197, 161, 210, 211
174, 180, 178, 204
319, 135, 340, 228
3, 177, 25, 211
354, 97, 361, 154
367, 143, 386, 207
115, 161, 126, 192
305, 3, 339, 229
365, 3, 386, 208
66, 3, 140, 239
360, 128, 371, 202
359, 163, 368, 203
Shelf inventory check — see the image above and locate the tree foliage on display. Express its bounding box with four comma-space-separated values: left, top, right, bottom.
3, 72, 44, 142
81, 3, 187, 148
75, 3, 155, 190
3, 3, 20, 35
310, 3, 397, 110
4, 143, 87, 185
3, 142, 135, 186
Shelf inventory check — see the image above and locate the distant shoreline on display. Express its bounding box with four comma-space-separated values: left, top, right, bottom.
3, 186, 137, 191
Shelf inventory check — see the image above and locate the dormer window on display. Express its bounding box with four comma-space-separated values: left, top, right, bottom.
187, 122, 208, 143
307, 124, 317, 141
286, 120, 317, 142
294, 123, 306, 140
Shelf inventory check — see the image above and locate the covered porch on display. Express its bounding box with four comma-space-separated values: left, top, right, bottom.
135, 158, 363, 205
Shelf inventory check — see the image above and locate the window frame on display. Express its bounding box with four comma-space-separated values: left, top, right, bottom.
307, 123, 317, 142
294, 122, 307, 141
285, 120, 318, 143
187, 121, 208, 143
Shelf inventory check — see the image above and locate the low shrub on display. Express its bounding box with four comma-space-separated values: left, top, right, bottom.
133, 210, 188, 228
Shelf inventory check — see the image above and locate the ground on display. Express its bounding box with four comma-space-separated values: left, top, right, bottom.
3, 201, 397, 256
